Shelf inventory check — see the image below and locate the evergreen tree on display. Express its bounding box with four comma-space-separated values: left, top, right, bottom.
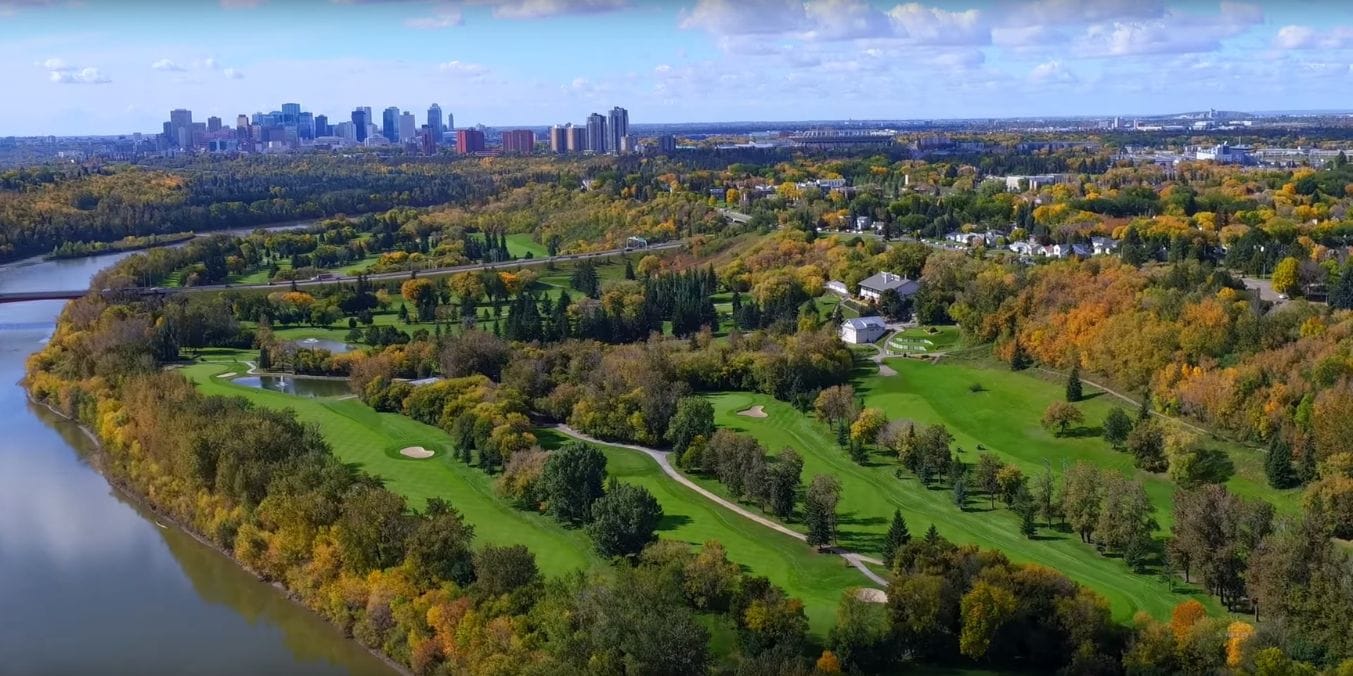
1297, 435, 1319, 485
549, 291, 572, 342
398, 303, 410, 323
923, 523, 941, 544
952, 475, 968, 511
1137, 390, 1152, 422
881, 510, 911, 569
624, 259, 636, 280
1065, 362, 1083, 402
257, 345, 271, 370
1015, 486, 1037, 538
1265, 436, 1298, 489
1010, 340, 1030, 371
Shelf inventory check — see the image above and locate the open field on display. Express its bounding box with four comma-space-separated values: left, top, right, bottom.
707, 390, 1224, 621
183, 357, 862, 633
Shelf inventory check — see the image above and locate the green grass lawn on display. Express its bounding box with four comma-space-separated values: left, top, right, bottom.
886, 326, 961, 354
864, 359, 1299, 521
505, 233, 549, 259
182, 357, 865, 634
707, 390, 1222, 621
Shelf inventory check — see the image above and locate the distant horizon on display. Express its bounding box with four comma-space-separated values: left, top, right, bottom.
5, 0, 1353, 136
13, 107, 1353, 140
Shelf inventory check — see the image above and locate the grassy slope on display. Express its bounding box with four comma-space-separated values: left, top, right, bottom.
183, 359, 861, 633
708, 390, 1221, 621
868, 359, 1299, 520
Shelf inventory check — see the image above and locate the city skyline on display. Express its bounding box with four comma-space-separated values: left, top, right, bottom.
4, 0, 1353, 136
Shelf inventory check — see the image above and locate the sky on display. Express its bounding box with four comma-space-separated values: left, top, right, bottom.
2, 0, 1353, 136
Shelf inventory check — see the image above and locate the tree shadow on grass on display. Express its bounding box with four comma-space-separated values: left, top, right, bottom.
1192, 447, 1236, 484
658, 514, 694, 531
1027, 532, 1067, 542
840, 530, 885, 555
1079, 391, 1106, 402
1061, 425, 1104, 439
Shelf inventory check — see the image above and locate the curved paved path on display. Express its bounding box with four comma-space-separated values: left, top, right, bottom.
551, 424, 890, 589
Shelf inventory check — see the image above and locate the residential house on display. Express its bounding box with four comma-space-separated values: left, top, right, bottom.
857, 271, 920, 302
840, 316, 887, 344
1091, 237, 1117, 256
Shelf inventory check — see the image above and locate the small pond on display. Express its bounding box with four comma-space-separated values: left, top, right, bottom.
233, 375, 353, 398
290, 338, 352, 354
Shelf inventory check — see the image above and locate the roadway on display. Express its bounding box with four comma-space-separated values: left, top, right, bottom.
0, 241, 683, 304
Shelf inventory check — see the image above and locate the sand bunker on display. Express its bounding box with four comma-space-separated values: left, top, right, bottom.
399, 446, 435, 459
854, 588, 888, 604
737, 405, 768, 418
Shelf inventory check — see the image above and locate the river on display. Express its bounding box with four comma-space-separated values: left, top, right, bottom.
0, 240, 394, 674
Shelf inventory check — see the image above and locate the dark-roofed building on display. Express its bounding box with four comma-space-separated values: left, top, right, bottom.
857, 272, 919, 303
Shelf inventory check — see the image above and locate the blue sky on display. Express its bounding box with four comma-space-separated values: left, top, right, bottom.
2, 0, 1352, 135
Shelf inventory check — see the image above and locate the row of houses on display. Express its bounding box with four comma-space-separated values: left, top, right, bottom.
944, 230, 1118, 259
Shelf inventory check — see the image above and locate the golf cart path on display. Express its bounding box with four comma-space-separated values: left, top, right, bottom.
551, 424, 889, 589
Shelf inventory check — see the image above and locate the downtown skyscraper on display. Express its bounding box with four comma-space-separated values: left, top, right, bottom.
607, 106, 629, 155
586, 113, 606, 154
427, 104, 443, 145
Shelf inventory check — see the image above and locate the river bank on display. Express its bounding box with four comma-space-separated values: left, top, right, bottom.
28, 394, 412, 676
0, 253, 392, 674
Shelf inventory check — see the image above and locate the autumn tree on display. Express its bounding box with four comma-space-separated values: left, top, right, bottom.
1271, 256, 1301, 296
849, 407, 887, 451
1041, 401, 1084, 436
814, 385, 859, 429
1062, 462, 1102, 543
1127, 420, 1168, 472
975, 453, 1004, 509
1095, 474, 1155, 570
401, 277, 438, 321
959, 580, 1017, 659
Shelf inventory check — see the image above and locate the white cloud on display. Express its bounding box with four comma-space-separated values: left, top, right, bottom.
438, 60, 489, 77
0, 0, 60, 17
801, 0, 893, 41
1273, 25, 1353, 50
222, 67, 244, 79
1008, 0, 1165, 27
406, 7, 462, 28
37, 57, 71, 71
887, 3, 988, 46
50, 66, 110, 84
473, 0, 627, 20
151, 58, 184, 71
1028, 59, 1075, 83
680, 0, 806, 36
1074, 2, 1262, 57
